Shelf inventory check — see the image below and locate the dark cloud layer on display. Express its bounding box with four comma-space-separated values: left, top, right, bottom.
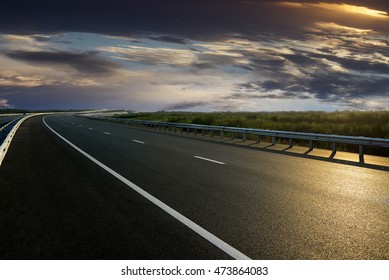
163, 101, 211, 110
1, 1, 388, 39
148, 35, 189, 45
4, 50, 121, 74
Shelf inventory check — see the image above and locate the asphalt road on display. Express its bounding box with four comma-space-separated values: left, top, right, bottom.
0, 115, 388, 259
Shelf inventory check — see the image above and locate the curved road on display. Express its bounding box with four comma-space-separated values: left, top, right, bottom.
0, 115, 388, 259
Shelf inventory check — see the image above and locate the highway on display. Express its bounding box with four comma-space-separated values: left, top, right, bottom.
0, 115, 388, 259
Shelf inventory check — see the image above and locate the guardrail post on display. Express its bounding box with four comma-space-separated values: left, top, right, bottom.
309, 140, 313, 150
231, 132, 234, 140
243, 133, 247, 141
359, 145, 364, 163
202, 129, 205, 136
256, 135, 260, 143
331, 143, 336, 158
288, 138, 293, 148
272, 137, 276, 145
194, 128, 197, 135
211, 130, 214, 137
221, 130, 224, 139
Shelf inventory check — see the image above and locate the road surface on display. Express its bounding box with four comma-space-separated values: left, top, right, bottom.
0, 115, 388, 259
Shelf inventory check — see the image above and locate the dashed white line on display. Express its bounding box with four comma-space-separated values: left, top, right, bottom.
43, 116, 249, 260
104, 132, 111, 135
88, 127, 93, 130
194, 156, 226, 165
78, 125, 82, 127
132, 140, 145, 144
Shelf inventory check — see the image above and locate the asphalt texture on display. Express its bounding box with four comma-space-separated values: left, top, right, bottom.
0, 115, 388, 259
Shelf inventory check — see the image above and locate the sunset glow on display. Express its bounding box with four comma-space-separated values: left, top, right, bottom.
280, 2, 389, 18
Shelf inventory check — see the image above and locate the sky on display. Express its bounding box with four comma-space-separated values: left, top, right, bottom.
0, 0, 388, 111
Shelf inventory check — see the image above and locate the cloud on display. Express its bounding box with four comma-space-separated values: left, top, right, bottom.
163, 101, 211, 110
0, 72, 59, 87
0, 98, 11, 107
1, 1, 389, 111
4, 50, 121, 75
193, 52, 248, 69
100, 45, 195, 67
224, 23, 389, 109
148, 35, 189, 44
1, 1, 388, 40
278, 2, 389, 19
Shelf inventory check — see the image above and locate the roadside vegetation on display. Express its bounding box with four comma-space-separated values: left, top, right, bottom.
116, 111, 389, 156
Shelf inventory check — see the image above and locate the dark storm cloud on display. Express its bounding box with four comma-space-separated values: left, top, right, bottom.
148, 35, 189, 45
310, 53, 389, 73
4, 50, 121, 74
226, 91, 309, 100
191, 52, 246, 70
163, 101, 211, 110
2, 1, 388, 39
232, 36, 389, 105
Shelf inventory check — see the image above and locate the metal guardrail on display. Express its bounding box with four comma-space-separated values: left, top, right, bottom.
79, 115, 389, 163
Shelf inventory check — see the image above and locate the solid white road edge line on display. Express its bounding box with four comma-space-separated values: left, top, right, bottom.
104, 132, 111, 135
194, 156, 226, 165
132, 140, 145, 144
43, 116, 249, 260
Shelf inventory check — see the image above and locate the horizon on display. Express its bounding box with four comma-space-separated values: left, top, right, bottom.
1, 1, 389, 111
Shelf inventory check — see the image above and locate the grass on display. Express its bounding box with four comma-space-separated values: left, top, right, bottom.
115, 111, 389, 156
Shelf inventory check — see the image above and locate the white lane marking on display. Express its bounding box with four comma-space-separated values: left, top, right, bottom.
194, 156, 226, 165
132, 140, 145, 144
72, 123, 75, 125
88, 127, 93, 130
104, 132, 111, 135
43, 116, 249, 260
78, 125, 82, 127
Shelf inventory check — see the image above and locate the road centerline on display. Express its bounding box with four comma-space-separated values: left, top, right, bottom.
194, 156, 226, 165
132, 139, 145, 144
43, 116, 249, 260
